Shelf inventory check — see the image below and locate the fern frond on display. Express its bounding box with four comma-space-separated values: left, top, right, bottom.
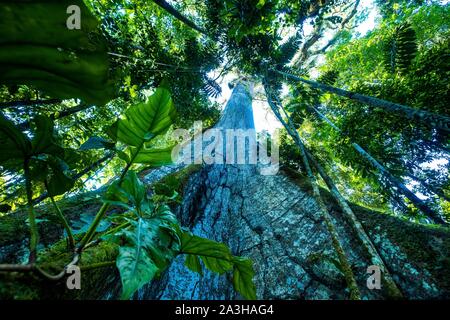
202, 77, 222, 98
383, 22, 418, 75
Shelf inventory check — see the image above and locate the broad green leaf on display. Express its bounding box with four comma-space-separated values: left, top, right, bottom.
116, 219, 159, 299
120, 171, 146, 210
45, 158, 75, 197
132, 145, 174, 166
103, 182, 132, 210
115, 217, 177, 299
0, 0, 115, 105
232, 257, 256, 300
112, 87, 176, 147
178, 230, 256, 299
179, 231, 234, 274
29, 154, 75, 196
154, 204, 179, 227
31, 115, 64, 157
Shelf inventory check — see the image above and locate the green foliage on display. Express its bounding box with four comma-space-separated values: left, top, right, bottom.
384, 22, 418, 74
110, 87, 176, 147
295, 2, 450, 220
112, 211, 178, 299
2, 0, 448, 301
107, 86, 176, 166
180, 231, 256, 300
0, 113, 75, 196
0, 113, 31, 170
0, 0, 116, 105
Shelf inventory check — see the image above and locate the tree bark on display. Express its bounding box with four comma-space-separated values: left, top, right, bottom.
264, 84, 361, 299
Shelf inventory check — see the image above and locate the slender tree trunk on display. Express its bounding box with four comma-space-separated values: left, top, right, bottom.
18, 104, 94, 130
274, 69, 450, 132
151, 0, 207, 35
0, 99, 61, 110
308, 106, 446, 225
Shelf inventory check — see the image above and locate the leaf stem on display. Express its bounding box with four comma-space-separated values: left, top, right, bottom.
24, 158, 39, 263
77, 143, 144, 252
48, 191, 75, 250
77, 202, 109, 252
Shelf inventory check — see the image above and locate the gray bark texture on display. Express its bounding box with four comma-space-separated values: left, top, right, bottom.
0, 84, 449, 300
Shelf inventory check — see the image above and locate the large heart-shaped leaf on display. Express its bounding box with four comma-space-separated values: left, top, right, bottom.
111, 87, 176, 148
0, 0, 115, 105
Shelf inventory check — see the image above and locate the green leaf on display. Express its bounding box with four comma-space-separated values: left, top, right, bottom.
115, 216, 178, 299
178, 230, 256, 299
31, 115, 64, 157
116, 219, 159, 300
179, 231, 233, 274
111, 86, 176, 147
120, 171, 146, 209
256, 0, 266, 9
79, 136, 115, 151
232, 257, 256, 300
132, 145, 174, 165
0, 112, 31, 167
72, 214, 111, 235
103, 171, 147, 212
45, 158, 75, 197
0, 0, 115, 105
116, 149, 131, 163
185, 254, 203, 276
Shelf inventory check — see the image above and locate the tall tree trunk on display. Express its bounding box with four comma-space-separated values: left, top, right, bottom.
308, 105, 446, 225
273, 69, 450, 132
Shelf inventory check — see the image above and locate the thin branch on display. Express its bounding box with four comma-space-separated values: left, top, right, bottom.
0, 99, 62, 110
151, 0, 207, 35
